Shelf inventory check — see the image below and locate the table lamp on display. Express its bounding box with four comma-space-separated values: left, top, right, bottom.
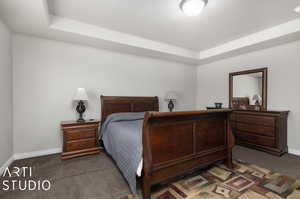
165, 91, 177, 112
74, 88, 88, 122
252, 94, 262, 105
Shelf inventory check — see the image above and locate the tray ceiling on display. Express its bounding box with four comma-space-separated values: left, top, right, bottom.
1, 0, 300, 65
49, 0, 300, 51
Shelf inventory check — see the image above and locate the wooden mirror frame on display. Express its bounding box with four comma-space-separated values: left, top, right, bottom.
229, 67, 268, 111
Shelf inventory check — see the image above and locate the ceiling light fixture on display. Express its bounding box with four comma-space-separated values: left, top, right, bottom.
180, 0, 208, 17
294, 6, 300, 13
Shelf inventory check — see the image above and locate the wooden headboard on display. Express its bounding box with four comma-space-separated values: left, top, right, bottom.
100, 95, 159, 122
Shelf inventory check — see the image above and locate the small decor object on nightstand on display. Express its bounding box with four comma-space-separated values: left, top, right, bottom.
74, 88, 88, 122
165, 91, 177, 112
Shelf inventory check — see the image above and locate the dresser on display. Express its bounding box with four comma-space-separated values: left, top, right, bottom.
61, 120, 101, 160
230, 110, 289, 156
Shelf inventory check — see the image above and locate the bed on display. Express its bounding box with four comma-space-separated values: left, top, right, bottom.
100, 96, 234, 199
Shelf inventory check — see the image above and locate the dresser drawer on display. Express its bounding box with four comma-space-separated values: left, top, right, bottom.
232, 110, 288, 156
236, 131, 276, 148
65, 128, 96, 141
65, 138, 96, 152
235, 114, 275, 127
235, 122, 275, 137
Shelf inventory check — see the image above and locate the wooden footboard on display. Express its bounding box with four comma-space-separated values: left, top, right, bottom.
142, 109, 234, 199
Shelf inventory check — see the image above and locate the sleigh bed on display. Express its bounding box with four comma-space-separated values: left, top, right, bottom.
100, 96, 234, 199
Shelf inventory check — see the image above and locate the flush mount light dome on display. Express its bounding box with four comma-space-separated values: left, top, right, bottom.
180, 0, 208, 16
294, 6, 300, 13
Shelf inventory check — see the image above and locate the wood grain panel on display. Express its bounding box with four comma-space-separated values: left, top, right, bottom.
235, 122, 275, 137
150, 122, 194, 165
65, 138, 96, 152
100, 96, 159, 122
103, 103, 131, 118
133, 102, 156, 112
236, 131, 276, 147
195, 118, 226, 152
151, 150, 226, 184
65, 128, 96, 141
229, 113, 236, 121
235, 114, 275, 127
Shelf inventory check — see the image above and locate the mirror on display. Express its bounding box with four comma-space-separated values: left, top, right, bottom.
229, 68, 267, 111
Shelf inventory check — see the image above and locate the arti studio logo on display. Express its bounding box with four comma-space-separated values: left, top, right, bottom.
1, 167, 51, 191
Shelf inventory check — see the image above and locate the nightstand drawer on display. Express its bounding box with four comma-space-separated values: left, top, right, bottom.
65, 128, 96, 141
65, 138, 96, 152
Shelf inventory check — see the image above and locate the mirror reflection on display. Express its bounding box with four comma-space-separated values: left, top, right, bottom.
233, 72, 263, 106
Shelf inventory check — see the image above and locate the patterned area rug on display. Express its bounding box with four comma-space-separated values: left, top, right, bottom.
120, 160, 300, 199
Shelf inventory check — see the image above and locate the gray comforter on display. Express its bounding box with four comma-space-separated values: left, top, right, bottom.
100, 112, 145, 194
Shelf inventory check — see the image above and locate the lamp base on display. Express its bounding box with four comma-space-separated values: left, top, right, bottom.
77, 118, 85, 123
76, 100, 86, 122
168, 100, 175, 112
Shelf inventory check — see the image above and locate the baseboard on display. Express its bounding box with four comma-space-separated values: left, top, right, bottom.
1, 148, 62, 175
0, 156, 14, 175
288, 148, 300, 156
14, 148, 62, 160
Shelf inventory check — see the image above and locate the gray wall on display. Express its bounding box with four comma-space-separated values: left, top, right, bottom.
0, 19, 13, 167
3, 25, 300, 163
197, 40, 300, 153
12, 34, 197, 154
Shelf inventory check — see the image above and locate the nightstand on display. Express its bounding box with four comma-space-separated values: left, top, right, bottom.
61, 120, 101, 160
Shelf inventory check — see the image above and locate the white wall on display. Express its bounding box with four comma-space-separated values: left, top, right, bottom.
13, 34, 197, 154
197, 41, 300, 152
0, 20, 13, 167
